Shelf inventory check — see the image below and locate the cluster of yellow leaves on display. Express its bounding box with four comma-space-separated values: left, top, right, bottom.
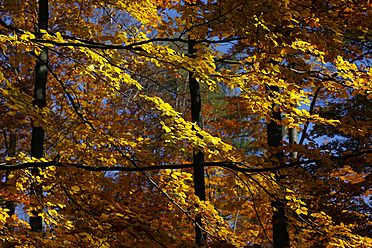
0, 78, 35, 116
308, 212, 372, 248
285, 188, 308, 216
142, 95, 235, 159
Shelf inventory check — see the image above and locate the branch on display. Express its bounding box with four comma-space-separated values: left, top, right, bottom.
0, 17, 245, 51
299, 87, 321, 145
1, 150, 371, 172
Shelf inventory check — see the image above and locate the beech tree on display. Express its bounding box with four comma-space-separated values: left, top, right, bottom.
0, 0, 372, 247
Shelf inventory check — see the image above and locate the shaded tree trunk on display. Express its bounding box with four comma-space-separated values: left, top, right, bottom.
189, 38, 206, 246
30, 0, 48, 232
267, 85, 289, 248
5, 132, 16, 217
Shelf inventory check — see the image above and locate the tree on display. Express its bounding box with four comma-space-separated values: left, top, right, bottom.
29, 0, 48, 232
0, 0, 371, 247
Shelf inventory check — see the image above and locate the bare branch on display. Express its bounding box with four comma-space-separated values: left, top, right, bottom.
299, 87, 321, 145
1, 149, 371, 172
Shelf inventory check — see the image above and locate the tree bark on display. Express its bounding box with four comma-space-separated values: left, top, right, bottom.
189, 38, 206, 246
289, 128, 298, 159
266, 85, 289, 248
5, 132, 16, 217
30, 0, 48, 233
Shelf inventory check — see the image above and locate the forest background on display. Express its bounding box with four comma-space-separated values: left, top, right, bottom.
0, 0, 372, 247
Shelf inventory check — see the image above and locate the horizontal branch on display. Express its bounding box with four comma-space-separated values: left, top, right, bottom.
0, 17, 245, 50
1, 149, 370, 173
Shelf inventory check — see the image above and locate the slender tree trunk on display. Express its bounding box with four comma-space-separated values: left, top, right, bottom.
5, 132, 16, 217
189, 38, 206, 246
30, 0, 48, 232
289, 128, 298, 159
266, 85, 289, 248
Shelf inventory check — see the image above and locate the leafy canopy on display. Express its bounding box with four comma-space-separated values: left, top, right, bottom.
0, 0, 371, 247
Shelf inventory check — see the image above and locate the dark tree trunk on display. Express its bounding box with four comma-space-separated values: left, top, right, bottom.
5, 132, 16, 217
266, 85, 289, 248
30, 0, 48, 233
271, 199, 289, 248
189, 39, 206, 246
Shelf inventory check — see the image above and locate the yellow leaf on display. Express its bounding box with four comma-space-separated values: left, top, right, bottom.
71, 186, 80, 192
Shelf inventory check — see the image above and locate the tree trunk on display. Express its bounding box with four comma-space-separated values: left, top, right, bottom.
189, 39, 206, 246
30, 0, 48, 233
5, 132, 16, 217
289, 128, 298, 159
266, 85, 289, 248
